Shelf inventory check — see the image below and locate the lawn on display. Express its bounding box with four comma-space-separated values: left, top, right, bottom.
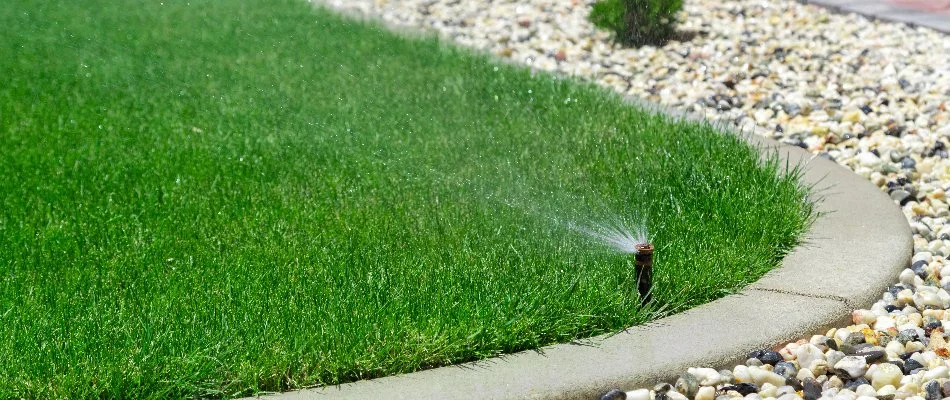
0, 0, 814, 398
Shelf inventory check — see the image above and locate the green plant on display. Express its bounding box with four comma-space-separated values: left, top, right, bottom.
589, 0, 684, 47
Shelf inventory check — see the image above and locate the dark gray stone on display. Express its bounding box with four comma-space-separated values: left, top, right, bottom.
941, 380, 950, 398
803, 377, 822, 400
890, 189, 913, 206
602, 389, 627, 400
925, 380, 941, 400
786, 377, 803, 391
774, 361, 797, 378
756, 350, 784, 365
903, 358, 924, 374
782, 103, 802, 117
826, 338, 839, 351
844, 377, 870, 391
924, 318, 942, 334
722, 383, 758, 396
901, 156, 917, 170
903, 183, 918, 198
839, 342, 855, 355
898, 329, 919, 344
912, 259, 929, 278
859, 350, 886, 363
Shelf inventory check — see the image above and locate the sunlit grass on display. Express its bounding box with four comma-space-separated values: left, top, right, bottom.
0, 0, 813, 398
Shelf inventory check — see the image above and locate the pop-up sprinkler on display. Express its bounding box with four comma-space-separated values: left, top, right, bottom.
634, 243, 653, 305
568, 220, 653, 306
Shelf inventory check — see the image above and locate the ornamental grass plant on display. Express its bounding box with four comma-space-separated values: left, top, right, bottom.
590, 0, 685, 46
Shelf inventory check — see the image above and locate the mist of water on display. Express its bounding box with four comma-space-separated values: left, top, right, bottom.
568, 218, 649, 254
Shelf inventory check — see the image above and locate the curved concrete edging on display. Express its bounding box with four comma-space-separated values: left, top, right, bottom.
248, 102, 912, 399
796, 0, 950, 34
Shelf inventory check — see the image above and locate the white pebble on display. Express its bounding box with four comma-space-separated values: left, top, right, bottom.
797, 368, 816, 381
749, 366, 786, 387
794, 344, 824, 371
688, 367, 721, 386
833, 356, 868, 379
855, 384, 876, 397
923, 365, 949, 380
875, 316, 896, 331
668, 391, 688, 400
627, 389, 651, 400
694, 386, 715, 400
899, 269, 916, 286
857, 152, 882, 167
733, 365, 753, 384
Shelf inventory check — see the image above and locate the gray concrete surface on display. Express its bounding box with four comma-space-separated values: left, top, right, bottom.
799, 0, 950, 33
245, 114, 912, 399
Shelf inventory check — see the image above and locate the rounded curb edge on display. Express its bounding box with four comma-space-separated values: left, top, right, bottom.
244, 102, 912, 400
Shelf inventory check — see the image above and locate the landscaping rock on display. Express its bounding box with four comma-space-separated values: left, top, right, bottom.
870, 363, 902, 389
674, 373, 699, 398
833, 356, 869, 379
602, 389, 627, 400
803, 377, 822, 400
627, 389, 651, 400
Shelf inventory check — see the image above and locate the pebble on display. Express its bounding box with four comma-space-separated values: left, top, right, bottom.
924, 381, 940, 400
627, 389, 651, 400
805, 377, 822, 400
834, 356, 869, 379
796, 344, 826, 370
689, 367, 723, 386
749, 367, 787, 387
774, 361, 798, 379
870, 363, 903, 389
667, 391, 688, 400
602, 389, 627, 400
696, 386, 716, 400
826, 351, 846, 368
675, 373, 699, 398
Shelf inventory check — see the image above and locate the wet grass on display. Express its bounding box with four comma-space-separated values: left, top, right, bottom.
0, 0, 814, 398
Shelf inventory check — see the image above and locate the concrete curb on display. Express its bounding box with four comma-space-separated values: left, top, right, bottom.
797, 0, 950, 33
245, 103, 912, 400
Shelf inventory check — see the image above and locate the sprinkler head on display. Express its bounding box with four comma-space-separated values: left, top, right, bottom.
633, 243, 653, 306
635, 243, 653, 256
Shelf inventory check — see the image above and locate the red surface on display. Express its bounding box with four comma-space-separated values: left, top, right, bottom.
887, 0, 950, 12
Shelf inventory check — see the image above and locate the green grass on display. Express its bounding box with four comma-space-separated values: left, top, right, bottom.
0, 0, 814, 398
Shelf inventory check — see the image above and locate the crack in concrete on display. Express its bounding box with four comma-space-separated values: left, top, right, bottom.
751, 287, 857, 309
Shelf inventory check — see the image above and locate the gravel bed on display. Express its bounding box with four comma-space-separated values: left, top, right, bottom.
313, 0, 950, 399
